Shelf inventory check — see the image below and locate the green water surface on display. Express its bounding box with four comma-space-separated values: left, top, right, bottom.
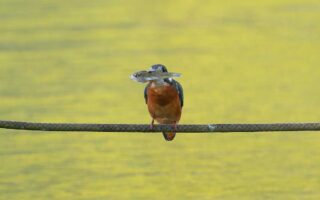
0, 0, 320, 199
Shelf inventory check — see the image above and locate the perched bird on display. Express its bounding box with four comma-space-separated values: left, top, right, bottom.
131, 64, 184, 141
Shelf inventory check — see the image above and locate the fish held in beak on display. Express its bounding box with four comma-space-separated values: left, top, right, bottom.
130, 70, 181, 83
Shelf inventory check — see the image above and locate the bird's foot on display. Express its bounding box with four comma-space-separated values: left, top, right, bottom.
149, 124, 154, 129
171, 122, 177, 131
149, 119, 155, 130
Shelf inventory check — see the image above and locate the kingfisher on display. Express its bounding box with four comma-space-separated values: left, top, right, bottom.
130, 64, 184, 141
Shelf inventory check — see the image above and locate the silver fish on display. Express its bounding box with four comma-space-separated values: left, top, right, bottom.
130, 70, 181, 83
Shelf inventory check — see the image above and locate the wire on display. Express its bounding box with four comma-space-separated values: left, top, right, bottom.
0, 120, 319, 133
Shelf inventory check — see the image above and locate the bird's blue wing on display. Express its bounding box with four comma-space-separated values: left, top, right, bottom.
165, 79, 184, 107
144, 85, 148, 104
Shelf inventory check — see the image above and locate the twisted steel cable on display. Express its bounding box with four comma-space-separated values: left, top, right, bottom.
0, 120, 319, 133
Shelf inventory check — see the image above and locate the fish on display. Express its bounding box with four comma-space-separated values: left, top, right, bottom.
130, 70, 182, 83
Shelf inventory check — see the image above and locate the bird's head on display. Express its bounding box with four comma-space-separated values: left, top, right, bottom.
148, 64, 168, 73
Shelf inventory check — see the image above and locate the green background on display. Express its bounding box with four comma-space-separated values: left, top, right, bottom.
1, 0, 320, 199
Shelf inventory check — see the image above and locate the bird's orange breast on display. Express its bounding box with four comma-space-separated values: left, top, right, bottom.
147, 82, 181, 124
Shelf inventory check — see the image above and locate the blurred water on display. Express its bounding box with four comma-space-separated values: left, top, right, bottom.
0, 0, 320, 199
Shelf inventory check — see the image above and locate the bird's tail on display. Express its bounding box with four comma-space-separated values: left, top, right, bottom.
162, 132, 176, 141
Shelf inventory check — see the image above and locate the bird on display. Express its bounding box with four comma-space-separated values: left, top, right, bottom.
143, 64, 184, 141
